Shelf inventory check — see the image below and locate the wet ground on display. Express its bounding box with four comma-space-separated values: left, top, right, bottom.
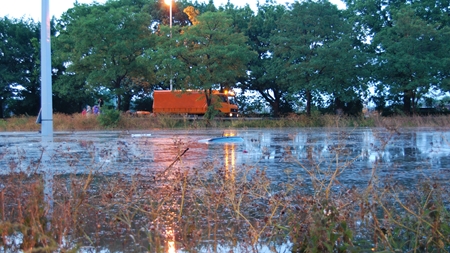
1, 127, 449, 185
1, 127, 449, 252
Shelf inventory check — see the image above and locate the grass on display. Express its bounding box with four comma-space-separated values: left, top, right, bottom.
1, 114, 450, 252
2, 112, 450, 132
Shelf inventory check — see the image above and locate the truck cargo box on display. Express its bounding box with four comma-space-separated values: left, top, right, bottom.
153, 90, 238, 117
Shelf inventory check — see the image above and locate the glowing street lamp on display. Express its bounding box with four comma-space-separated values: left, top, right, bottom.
165, 0, 172, 31
165, 0, 173, 90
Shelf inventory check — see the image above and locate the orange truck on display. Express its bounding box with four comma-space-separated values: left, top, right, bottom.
153, 90, 239, 117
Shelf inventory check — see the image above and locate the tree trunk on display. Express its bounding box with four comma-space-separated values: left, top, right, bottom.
116, 95, 122, 110
274, 91, 286, 117
272, 100, 280, 117
306, 90, 312, 116
121, 93, 132, 111
0, 99, 4, 118
335, 97, 344, 115
403, 89, 412, 116
204, 88, 212, 106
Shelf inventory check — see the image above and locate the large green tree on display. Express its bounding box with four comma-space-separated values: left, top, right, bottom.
54, 0, 156, 111
244, 3, 293, 117
0, 17, 40, 118
272, 0, 366, 116
372, 6, 450, 115
152, 10, 256, 112
345, 0, 450, 115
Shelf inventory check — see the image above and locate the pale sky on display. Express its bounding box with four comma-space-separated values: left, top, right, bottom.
0, 0, 345, 22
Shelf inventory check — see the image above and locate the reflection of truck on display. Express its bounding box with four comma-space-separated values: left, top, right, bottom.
153, 90, 239, 117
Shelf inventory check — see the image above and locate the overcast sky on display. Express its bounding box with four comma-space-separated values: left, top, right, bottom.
0, 0, 345, 21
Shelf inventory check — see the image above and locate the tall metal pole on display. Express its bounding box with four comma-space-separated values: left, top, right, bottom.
41, 0, 54, 231
41, 0, 53, 137
165, 0, 173, 90
169, 0, 173, 90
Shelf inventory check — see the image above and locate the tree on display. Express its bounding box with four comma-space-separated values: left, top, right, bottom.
272, 0, 366, 116
244, 3, 293, 117
0, 17, 40, 118
344, 0, 450, 115
372, 6, 450, 115
147, 0, 193, 28
54, 0, 156, 111
152, 10, 256, 116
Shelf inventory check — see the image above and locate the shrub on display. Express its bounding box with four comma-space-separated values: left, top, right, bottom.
97, 109, 121, 128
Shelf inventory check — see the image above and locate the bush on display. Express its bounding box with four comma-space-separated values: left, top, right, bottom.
97, 108, 121, 128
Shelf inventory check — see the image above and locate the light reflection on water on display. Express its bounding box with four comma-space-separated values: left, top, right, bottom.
166, 227, 176, 253
1, 128, 450, 252
3, 128, 449, 183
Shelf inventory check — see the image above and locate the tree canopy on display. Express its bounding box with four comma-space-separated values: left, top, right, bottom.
1, 0, 450, 117
0, 17, 40, 118
54, 0, 157, 111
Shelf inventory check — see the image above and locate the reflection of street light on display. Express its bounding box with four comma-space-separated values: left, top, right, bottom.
224, 143, 236, 181
165, 0, 173, 90
166, 227, 176, 253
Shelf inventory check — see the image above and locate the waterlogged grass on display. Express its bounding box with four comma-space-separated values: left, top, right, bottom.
0, 128, 449, 252
2, 112, 450, 131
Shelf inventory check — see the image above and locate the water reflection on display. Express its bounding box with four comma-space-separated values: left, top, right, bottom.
1, 128, 450, 252
166, 227, 176, 253
2, 128, 450, 183
224, 143, 236, 180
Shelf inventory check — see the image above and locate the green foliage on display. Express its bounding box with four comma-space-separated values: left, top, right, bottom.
97, 108, 121, 128
373, 5, 450, 115
244, 3, 291, 117
132, 96, 153, 112
235, 92, 268, 116
152, 11, 256, 94
0, 17, 40, 118
203, 105, 220, 120
346, 0, 450, 115
374, 184, 450, 252
292, 205, 354, 253
272, 0, 367, 116
2, 0, 450, 117
54, 1, 156, 111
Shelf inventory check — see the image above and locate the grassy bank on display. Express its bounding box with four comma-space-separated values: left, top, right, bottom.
1, 112, 450, 131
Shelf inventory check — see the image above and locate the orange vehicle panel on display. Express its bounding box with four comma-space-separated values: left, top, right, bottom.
153, 90, 207, 114
153, 90, 238, 116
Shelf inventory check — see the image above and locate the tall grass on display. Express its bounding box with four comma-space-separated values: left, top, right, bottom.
2, 113, 450, 132
0, 126, 449, 252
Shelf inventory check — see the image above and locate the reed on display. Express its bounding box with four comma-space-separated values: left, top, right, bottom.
0, 124, 449, 252
2, 113, 450, 131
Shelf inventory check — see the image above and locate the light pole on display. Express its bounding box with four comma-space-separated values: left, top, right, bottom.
41, 0, 53, 137
165, 0, 173, 90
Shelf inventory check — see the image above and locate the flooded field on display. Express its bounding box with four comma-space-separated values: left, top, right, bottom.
1, 127, 449, 252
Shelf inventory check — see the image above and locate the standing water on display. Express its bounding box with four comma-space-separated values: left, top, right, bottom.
0, 128, 449, 252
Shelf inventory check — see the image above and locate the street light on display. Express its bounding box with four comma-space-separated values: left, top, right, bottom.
165, 0, 173, 90
41, 0, 53, 137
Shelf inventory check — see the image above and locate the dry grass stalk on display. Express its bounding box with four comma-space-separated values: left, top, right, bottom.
2, 113, 450, 132
0, 124, 449, 252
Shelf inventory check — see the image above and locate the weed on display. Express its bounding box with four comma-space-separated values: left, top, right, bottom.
2, 113, 450, 131
97, 109, 121, 128
0, 126, 449, 252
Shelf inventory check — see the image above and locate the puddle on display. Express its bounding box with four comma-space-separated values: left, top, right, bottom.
1, 127, 449, 252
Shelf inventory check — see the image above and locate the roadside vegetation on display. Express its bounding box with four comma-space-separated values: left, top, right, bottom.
2, 112, 450, 132
2, 0, 450, 251
2, 0, 450, 119
0, 125, 449, 252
